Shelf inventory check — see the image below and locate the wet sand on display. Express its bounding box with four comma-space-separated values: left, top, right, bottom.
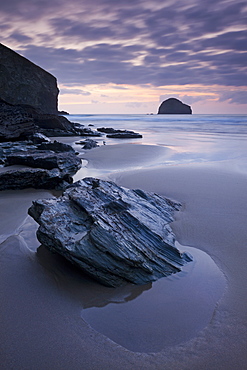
1, 142, 247, 369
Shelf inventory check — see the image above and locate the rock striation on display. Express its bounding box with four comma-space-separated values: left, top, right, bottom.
0, 43, 58, 114
0, 99, 101, 141
28, 178, 192, 287
158, 98, 192, 114
0, 139, 81, 190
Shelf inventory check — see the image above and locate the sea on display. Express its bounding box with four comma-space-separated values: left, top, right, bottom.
68, 113, 247, 168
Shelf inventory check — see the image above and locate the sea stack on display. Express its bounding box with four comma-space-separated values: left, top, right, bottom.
158, 98, 192, 114
0, 43, 58, 114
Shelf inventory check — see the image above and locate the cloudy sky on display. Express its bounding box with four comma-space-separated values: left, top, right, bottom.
1, 0, 247, 114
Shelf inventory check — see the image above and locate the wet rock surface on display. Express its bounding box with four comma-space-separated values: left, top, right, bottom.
75, 138, 99, 149
97, 127, 142, 139
0, 167, 71, 190
29, 177, 192, 287
0, 139, 81, 190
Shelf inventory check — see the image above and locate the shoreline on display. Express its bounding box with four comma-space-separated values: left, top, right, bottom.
0, 139, 247, 369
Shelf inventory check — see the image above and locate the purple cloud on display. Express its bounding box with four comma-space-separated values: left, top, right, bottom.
0, 0, 246, 96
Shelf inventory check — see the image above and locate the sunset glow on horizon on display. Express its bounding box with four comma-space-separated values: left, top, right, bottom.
1, 0, 246, 114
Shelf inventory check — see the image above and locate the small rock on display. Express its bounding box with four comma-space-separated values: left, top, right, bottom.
75, 138, 99, 149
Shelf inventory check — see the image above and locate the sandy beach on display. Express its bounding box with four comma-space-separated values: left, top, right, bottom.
1, 127, 247, 369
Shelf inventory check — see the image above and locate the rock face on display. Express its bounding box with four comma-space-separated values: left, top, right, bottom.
29, 178, 192, 287
0, 99, 101, 141
0, 43, 58, 114
0, 99, 38, 141
158, 98, 192, 114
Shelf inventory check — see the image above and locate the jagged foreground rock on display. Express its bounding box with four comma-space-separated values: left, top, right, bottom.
29, 178, 192, 287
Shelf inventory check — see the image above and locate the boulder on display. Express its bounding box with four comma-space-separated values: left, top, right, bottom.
0, 168, 71, 190
75, 138, 99, 149
158, 98, 192, 114
28, 178, 192, 287
0, 43, 58, 114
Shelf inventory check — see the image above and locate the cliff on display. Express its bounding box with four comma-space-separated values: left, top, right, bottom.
158, 98, 192, 114
0, 43, 58, 114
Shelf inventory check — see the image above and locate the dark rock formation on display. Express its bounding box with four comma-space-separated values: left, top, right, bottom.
0, 139, 81, 190
6, 150, 81, 177
0, 43, 58, 114
0, 100, 38, 141
0, 99, 100, 140
37, 140, 74, 153
75, 138, 99, 149
0, 45, 103, 139
158, 98, 192, 114
97, 127, 142, 139
97, 127, 119, 134
29, 133, 51, 144
76, 127, 102, 137
28, 178, 192, 287
0, 168, 72, 191
107, 132, 142, 139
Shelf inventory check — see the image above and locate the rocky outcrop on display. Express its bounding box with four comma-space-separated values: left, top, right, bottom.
0, 99, 101, 141
0, 139, 81, 190
0, 43, 58, 114
97, 127, 142, 139
0, 168, 70, 191
0, 99, 38, 141
28, 178, 192, 287
0, 44, 104, 140
158, 98, 192, 114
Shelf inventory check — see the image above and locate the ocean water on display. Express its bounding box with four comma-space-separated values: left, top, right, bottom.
70, 114, 247, 168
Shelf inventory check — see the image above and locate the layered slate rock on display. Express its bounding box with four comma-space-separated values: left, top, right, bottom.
0, 168, 70, 191
0, 99, 38, 141
0, 43, 58, 114
158, 98, 192, 114
29, 178, 192, 287
0, 139, 81, 190
0, 99, 101, 140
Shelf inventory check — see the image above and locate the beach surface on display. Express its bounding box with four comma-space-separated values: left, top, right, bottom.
1, 115, 247, 369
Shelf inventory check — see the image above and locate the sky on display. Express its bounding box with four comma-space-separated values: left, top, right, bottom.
1, 0, 247, 114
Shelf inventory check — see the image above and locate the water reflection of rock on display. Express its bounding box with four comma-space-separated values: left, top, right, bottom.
36, 245, 152, 309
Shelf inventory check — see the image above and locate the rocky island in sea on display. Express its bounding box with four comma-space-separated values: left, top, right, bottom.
158, 97, 192, 114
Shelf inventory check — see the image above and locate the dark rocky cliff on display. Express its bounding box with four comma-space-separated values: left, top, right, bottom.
0, 43, 58, 114
158, 98, 192, 114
